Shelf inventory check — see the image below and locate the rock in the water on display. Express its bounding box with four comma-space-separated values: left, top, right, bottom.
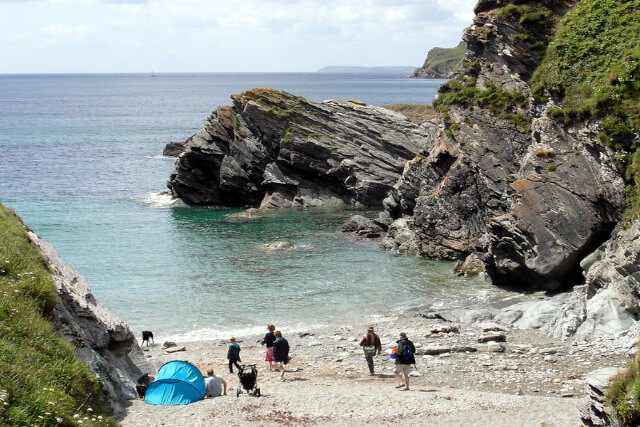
163, 141, 186, 156
168, 89, 431, 209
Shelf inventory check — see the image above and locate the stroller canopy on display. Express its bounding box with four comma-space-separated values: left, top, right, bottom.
144, 361, 206, 405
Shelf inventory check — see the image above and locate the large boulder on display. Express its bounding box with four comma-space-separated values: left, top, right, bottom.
168, 90, 432, 209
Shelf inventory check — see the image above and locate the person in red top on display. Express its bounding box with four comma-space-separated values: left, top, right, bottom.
359, 326, 382, 375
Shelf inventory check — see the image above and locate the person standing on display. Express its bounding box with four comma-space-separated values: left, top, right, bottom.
359, 325, 382, 375
227, 337, 242, 374
204, 368, 227, 397
262, 324, 276, 371
272, 330, 290, 381
393, 332, 416, 391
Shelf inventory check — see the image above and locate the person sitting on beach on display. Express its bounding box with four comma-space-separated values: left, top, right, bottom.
359, 325, 382, 375
272, 330, 290, 380
227, 337, 242, 374
262, 324, 276, 371
205, 368, 227, 397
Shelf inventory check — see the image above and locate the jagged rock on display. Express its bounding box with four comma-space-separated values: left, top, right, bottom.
381, 2, 625, 293
29, 232, 151, 418
163, 141, 186, 157
168, 89, 431, 209
578, 367, 626, 427
342, 215, 385, 239
549, 222, 640, 341
453, 254, 485, 277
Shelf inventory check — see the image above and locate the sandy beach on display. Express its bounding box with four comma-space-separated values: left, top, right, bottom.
119, 311, 631, 426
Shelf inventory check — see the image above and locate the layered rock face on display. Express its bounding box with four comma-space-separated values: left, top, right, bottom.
30, 232, 151, 418
382, 0, 625, 290
168, 90, 431, 209
550, 222, 640, 341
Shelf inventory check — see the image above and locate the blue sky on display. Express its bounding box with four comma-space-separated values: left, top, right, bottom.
0, 0, 476, 73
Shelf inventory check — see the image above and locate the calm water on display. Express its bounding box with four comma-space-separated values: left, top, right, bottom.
0, 73, 508, 341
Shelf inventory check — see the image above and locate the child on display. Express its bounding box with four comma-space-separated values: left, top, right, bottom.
227, 337, 242, 374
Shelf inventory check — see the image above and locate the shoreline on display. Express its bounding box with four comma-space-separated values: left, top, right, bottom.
121, 306, 632, 426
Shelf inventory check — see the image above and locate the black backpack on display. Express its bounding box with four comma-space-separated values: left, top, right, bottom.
397, 340, 414, 362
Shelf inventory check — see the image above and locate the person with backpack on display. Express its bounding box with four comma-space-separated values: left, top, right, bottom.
272, 330, 290, 381
359, 325, 382, 375
393, 332, 416, 391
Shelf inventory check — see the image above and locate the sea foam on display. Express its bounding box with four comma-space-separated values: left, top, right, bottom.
139, 191, 185, 208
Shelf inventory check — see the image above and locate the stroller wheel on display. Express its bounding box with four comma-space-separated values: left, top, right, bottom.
254, 388, 260, 397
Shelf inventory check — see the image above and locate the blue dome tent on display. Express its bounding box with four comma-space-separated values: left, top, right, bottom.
144, 361, 206, 405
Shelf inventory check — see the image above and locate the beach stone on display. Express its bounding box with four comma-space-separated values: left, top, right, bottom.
477, 322, 508, 332
165, 346, 186, 354
163, 341, 177, 349
487, 342, 506, 352
420, 345, 452, 356
451, 346, 478, 353
478, 333, 506, 343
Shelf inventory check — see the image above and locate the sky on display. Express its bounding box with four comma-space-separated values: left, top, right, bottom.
0, 0, 477, 73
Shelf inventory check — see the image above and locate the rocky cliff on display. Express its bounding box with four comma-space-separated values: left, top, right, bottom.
382, 0, 625, 292
166, 0, 638, 341
412, 41, 467, 79
29, 232, 151, 418
168, 90, 432, 209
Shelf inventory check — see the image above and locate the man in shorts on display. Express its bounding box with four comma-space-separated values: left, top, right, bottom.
393, 332, 416, 391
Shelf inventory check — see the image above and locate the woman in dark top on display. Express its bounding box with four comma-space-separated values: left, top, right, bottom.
272, 330, 290, 380
262, 324, 276, 371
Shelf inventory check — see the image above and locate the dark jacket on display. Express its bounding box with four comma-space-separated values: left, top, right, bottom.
262, 331, 276, 348
227, 343, 241, 361
395, 338, 416, 365
273, 337, 290, 363
359, 332, 382, 353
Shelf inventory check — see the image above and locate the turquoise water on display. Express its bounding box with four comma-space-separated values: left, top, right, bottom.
0, 73, 507, 341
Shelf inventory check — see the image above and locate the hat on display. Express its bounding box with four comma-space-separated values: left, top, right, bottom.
399, 332, 407, 337
367, 326, 374, 331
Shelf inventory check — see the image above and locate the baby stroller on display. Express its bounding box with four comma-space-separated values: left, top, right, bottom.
236, 364, 260, 397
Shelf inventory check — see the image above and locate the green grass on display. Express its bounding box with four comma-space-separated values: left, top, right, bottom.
417, 41, 466, 76
0, 203, 116, 426
434, 78, 530, 130
606, 351, 640, 425
530, 0, 640, 221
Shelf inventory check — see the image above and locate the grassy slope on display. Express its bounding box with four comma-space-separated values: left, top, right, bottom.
418, 41, 467, 75
531, 0, 640, 222
0, 203, 116, 426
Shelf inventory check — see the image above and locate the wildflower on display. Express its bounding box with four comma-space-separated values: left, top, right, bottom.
56, 417, 63, 424
73, 414, 80, 419
87, 407, 93, 412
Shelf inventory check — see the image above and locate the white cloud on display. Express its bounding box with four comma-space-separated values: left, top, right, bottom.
0, 0, 478, 72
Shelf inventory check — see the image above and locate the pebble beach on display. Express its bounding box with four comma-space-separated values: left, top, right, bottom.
119, 311, 633, 426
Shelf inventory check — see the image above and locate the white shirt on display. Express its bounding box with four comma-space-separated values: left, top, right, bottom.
205, 375, 224, 397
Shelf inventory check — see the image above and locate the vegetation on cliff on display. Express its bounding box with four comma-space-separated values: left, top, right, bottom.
413, 41, 467, 78
606, 349, 640, 425
530, 0, 640, 221
0, 203, 115, 426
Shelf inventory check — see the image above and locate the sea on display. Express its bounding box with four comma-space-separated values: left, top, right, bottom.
0, 72, 511, 342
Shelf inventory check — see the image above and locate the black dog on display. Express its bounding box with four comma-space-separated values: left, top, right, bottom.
142, 330, 154, 347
